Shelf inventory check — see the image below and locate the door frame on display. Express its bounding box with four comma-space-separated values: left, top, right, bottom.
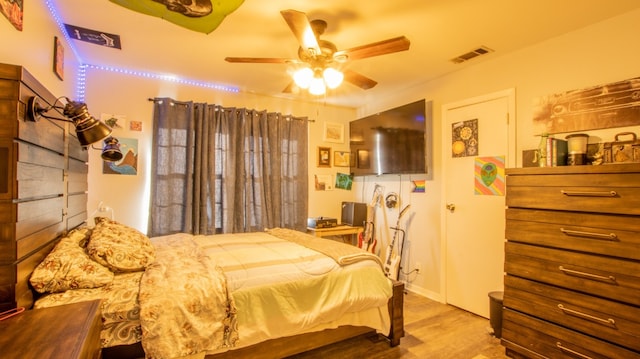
439, 88, 516, 304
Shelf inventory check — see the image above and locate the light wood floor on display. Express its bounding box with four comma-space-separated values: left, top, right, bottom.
289, 291, 509, 358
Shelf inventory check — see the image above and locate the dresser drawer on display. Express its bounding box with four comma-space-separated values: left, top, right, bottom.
502, 309, 640, 359
505, 242, 640, 306
505, 275, 640, 351
506, 208, 640, 260
506, 179, 640, 215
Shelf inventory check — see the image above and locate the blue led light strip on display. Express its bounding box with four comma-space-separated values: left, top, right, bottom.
46, 0, 240, 102
85, 64, 240, 93
46, 0, 82, 61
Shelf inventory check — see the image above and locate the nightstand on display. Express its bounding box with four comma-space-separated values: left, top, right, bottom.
0, 300, 102, 359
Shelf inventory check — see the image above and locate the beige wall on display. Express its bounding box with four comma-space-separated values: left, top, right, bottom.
354, 8, 640, 299
1, 0, 79, 104
2, 2, 639, 300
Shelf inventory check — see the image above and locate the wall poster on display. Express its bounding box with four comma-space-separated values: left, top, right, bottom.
451, 118, 478, 157
474, 156, 505, 196
103, 137, 138, 175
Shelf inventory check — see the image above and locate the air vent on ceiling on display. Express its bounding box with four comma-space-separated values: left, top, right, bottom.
450, 46, 494, 64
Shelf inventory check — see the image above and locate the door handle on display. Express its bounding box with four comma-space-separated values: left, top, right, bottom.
446, 203, 456, 213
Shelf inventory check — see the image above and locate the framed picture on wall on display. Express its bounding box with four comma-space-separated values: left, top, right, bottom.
323, 122, 344, 143
53, 36, 64, 80
334, 151, 350, 167
317, 146, 331, 167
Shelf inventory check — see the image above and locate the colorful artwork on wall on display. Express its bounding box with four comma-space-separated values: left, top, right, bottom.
0, 0, 23, 31
411, 180, 425, 193
335, 173, 353, 190
53, 36, 64, 80
109, 0, 244, 34
103, 137, 138, 175
474, 156, 505, 196
451, 118, 478, 157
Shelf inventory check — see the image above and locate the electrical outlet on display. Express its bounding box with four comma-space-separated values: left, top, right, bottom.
416, 262, 422, 274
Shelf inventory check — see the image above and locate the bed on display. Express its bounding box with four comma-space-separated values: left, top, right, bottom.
26, 218, 404, 359
2, 63, 402, 359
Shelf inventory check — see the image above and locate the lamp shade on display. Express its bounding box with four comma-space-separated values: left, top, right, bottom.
63, 100, 113, 146
309, 75, 326, 95
323, 67, 344, 89
101, 137, 123, 162
293, 67, 313, 89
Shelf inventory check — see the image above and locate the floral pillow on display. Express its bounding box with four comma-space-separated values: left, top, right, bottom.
66, 226, 93, 247
30, 232, 114, 293
87, 218, 156, 272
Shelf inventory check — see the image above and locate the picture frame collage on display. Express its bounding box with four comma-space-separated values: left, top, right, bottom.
315, 121, 353, 190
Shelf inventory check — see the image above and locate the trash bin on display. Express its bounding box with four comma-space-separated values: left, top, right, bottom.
488, 291, 504, 338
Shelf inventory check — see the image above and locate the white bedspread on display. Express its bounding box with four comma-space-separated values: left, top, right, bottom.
194, 229, 393, 353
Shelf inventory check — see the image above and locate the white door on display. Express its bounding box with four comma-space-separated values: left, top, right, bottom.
442, 89, 515, 318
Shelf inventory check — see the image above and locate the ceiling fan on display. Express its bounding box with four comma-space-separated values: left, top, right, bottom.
224, 9, 410, 95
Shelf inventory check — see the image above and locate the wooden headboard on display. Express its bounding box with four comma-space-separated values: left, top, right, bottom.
0, 63, 88, 311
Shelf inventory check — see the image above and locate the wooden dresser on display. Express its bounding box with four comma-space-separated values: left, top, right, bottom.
0, 63, 88, 311
502, 164, 640, 358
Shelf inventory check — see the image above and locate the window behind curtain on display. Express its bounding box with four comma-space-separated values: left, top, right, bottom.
148, 98, 308, 237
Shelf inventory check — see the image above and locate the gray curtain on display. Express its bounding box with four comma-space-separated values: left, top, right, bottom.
148, 98, 308, 236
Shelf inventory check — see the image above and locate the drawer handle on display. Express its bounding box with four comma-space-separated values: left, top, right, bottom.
560, 228, 618, 241
560, 189, 617, 197
558, 266, 617, 283
556, 342, 593, 359
557, 304, 616, 327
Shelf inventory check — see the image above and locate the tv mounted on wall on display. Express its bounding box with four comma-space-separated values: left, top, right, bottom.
349, 99, 432, 176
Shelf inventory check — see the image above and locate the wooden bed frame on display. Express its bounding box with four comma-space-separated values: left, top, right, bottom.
1, 63, 404, 358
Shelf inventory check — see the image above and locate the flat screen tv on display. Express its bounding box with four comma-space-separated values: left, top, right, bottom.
349, 99, 431, 176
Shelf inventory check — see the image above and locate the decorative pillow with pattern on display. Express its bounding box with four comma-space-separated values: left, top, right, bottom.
67, 226, 93, 247
30, 233, 114, 293
87, 218, 156, 272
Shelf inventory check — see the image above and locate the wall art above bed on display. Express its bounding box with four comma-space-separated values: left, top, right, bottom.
103, 137, 138, 175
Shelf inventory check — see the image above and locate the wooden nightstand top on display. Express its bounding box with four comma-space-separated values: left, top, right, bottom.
0, 300, 102, 359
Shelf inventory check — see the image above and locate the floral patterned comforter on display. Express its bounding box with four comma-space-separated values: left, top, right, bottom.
138, 233, 238, 359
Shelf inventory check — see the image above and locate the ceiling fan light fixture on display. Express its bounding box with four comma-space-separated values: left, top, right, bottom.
323, 67, 344, 89
309, 76, 326, 95
293, 67, 313, 89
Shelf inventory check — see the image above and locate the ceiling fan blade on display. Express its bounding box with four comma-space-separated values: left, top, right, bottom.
225, 57, 294, 64
283, 82, 295, 93
343, 69, 378, 90
280, 9, 321, 56
334, 36, 410, 61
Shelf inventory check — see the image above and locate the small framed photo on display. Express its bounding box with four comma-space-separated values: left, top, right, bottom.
318, 146, 331, 168
53, 36, 64, 80
334, 151, 350, 167
314, 174, 333, 191
323, 122, 344, 143
130, 120, 143, 132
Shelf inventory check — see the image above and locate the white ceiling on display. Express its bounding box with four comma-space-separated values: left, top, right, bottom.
54, 0, 640, 108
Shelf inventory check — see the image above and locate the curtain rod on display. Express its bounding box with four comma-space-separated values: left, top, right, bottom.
147, 98, 314, 122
